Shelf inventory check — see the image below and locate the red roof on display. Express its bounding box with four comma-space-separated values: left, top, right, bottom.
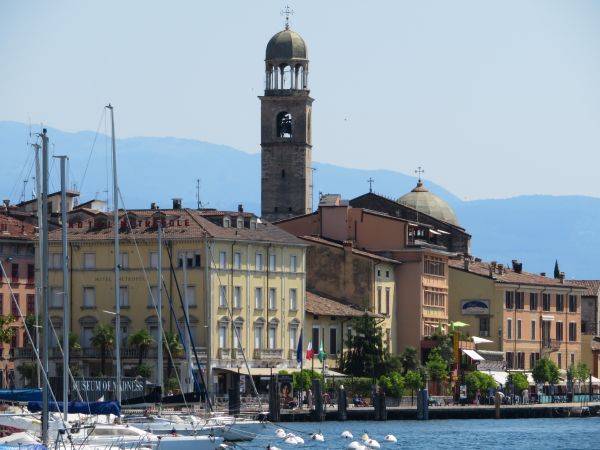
306, 291, 383, 318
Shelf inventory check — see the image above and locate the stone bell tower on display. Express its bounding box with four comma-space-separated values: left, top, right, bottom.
260, 21, 313, 222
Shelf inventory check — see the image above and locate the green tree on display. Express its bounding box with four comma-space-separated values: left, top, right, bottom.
128, 329, 155, 366
133, 362, 152, 378
399, 347, 419, 375
341, 314, 389, 378
379, 372, 405, 398
532, 357, 560, 386
90, 324, 114, 376
425, 348, 449, 385
464, 371, 496, 399
404, 370, 424, 405
163, 331, 183, 379
508, 372, 529, 394
572, 362, 591, 393
17, 361, 37, 388
0, 315, 15, 344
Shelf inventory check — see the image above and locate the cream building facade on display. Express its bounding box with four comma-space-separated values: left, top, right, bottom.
42, 205, 306, 395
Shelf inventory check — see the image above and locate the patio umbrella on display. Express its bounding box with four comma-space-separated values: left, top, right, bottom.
472, 336, 493, 344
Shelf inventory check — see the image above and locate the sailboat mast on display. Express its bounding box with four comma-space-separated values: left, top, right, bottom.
56, 155, 69, 423
157, 223, 163, 395
40, 129, 49, 447
182, 256, 193, 392
107, 104, 122, 405
33, 143, 42, 388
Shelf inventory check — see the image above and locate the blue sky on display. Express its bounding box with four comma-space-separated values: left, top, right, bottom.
1, 0, 599, 200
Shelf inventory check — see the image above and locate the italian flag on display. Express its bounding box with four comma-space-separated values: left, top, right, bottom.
306, 340, 314, 359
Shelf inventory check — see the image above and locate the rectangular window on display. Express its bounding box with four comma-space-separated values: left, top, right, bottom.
424, 256, 445, 276
330, 328, 338, 354
312, 327, 320, 350
506, 352, 514, 369
517, 352, 525, 369
234, 323, 242, 349
290, 255, 297, 273
219, 324, 227, 348
255, 287, 263, 309
268, 287, 277, 310
569, 322, 577, 342
515, 292, 524, 310
119, 252, 128, 269
517, 319, 522, 339
26, 294, 35, 315
0, 293, 3, 315
424, 288, 446, 307
50, 287, 62, 308
377, 287, 382, 314
571, 353, 575, 366
234, 252, 241, 270
569, 295, 577, 313
119, 287, 129, 307
194, 253, 201, 267
219, 286, 227, 307
11, 263, 18, 282
233, 286, 242, 308
255, 253, 263, 271
268, 325, 277, 349
289, 326, 298, 351
83, 287, 95, 308
186, 286, 196, 306
27, 264, 35, 283
531, 320, 536, 340
558, 353, 562, 369
505, 291, 514, 309
479, 317, 490, 337
529, 293, 538, 310
50, 253, 62, 269
556, 294, 564, 312
219, 251, 227, 269
542, 293, 551, 312
11, 294, 19, 316
83, 253, 95, 269
148, 286, 159, 307
254, 325, 263, 349
386, 270, 390, 278
507, 318, 512, 339
385, 288, 390, 316
269, 254, 276, 271
529, 352, 540, 369
556, 322, 563, 341
289, 288, 297, 310
150, 252, 159, 269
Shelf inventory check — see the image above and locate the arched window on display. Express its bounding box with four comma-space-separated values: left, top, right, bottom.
276, 111, 292, 138
79, 316, 98, 348
254, 318, 265, 350
217, 316, 230, 349
268, 318, 279, 349
233, 317, 244, 350
289, 319, 300, 351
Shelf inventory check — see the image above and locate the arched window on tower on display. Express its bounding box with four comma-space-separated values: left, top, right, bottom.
276, 111, 292, 138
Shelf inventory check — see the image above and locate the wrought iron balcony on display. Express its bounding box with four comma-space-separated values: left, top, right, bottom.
542, 339, 561, 350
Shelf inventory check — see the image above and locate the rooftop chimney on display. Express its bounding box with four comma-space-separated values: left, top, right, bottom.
497, 263, 504, 274
512, 259, 523, 274
540, 272, 546, 277
238, 204, 244, 213
150, 202, 156, 210
464, 257, 470, 271
172, 198, 182, 210
559, 272, 565, 283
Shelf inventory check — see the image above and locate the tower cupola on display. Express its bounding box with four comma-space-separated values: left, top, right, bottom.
265, 27, 309, 92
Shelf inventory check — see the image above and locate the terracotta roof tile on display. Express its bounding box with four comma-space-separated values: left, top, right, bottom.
0, 215, 36, 241
571, 280, 600, 296
306, 291, 383, 318
449, 258, 586, 290
299, 235, 401, 264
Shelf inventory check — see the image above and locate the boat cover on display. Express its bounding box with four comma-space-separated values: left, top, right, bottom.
0, 389, 42, 402
0, 446, 46, 450
27, 401, 121, 416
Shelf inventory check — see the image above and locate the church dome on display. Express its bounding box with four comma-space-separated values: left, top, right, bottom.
397, 181, 460, 226
266, 29, 307, 61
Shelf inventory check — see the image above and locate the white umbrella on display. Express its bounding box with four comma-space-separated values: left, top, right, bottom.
472, 336, 493, 344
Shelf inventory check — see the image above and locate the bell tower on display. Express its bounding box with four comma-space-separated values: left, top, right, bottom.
260, 20, 313, 222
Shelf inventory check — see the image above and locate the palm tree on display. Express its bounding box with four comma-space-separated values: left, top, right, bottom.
163, 331, 183, 379
128, 329, 154, 366
90, 324, 114, 376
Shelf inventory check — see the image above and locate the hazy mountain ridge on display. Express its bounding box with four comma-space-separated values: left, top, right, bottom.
1, 121, 598, 279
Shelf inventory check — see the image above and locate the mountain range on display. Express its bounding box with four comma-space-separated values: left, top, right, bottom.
1, 121, 598, 279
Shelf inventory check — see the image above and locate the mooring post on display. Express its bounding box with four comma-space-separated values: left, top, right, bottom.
495, 391, 501, 419
312, 379, 324, 421
268, 376, 280, 422
228, 373, 241, 416
337, 385, 347, 421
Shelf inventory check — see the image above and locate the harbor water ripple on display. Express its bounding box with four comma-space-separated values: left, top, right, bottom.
241, 417, 599, 449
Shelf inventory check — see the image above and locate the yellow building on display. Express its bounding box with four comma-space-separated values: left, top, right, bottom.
449, 257, 586, 371
44, 205, 306, 395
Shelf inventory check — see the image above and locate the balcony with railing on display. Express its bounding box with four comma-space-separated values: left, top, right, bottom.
542, 339, 561, 350
218, 348, 231, 360
254, 348, 283, 360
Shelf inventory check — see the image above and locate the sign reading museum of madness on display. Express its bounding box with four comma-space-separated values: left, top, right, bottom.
50, 377, 146, 401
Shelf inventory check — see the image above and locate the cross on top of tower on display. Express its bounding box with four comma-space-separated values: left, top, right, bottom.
367, 177, 375, 193
281, 5, 294, 30
415, 166, 425, 182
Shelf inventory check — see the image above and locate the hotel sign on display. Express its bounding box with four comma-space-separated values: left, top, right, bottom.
461, 299, 489, 315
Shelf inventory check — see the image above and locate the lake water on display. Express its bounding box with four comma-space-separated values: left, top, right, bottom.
240, 417, 599, 449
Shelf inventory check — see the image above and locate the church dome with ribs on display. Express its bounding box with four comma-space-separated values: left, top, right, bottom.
397, 181, 460, 226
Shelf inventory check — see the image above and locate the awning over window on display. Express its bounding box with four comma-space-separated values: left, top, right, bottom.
462, 349, 485, 361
